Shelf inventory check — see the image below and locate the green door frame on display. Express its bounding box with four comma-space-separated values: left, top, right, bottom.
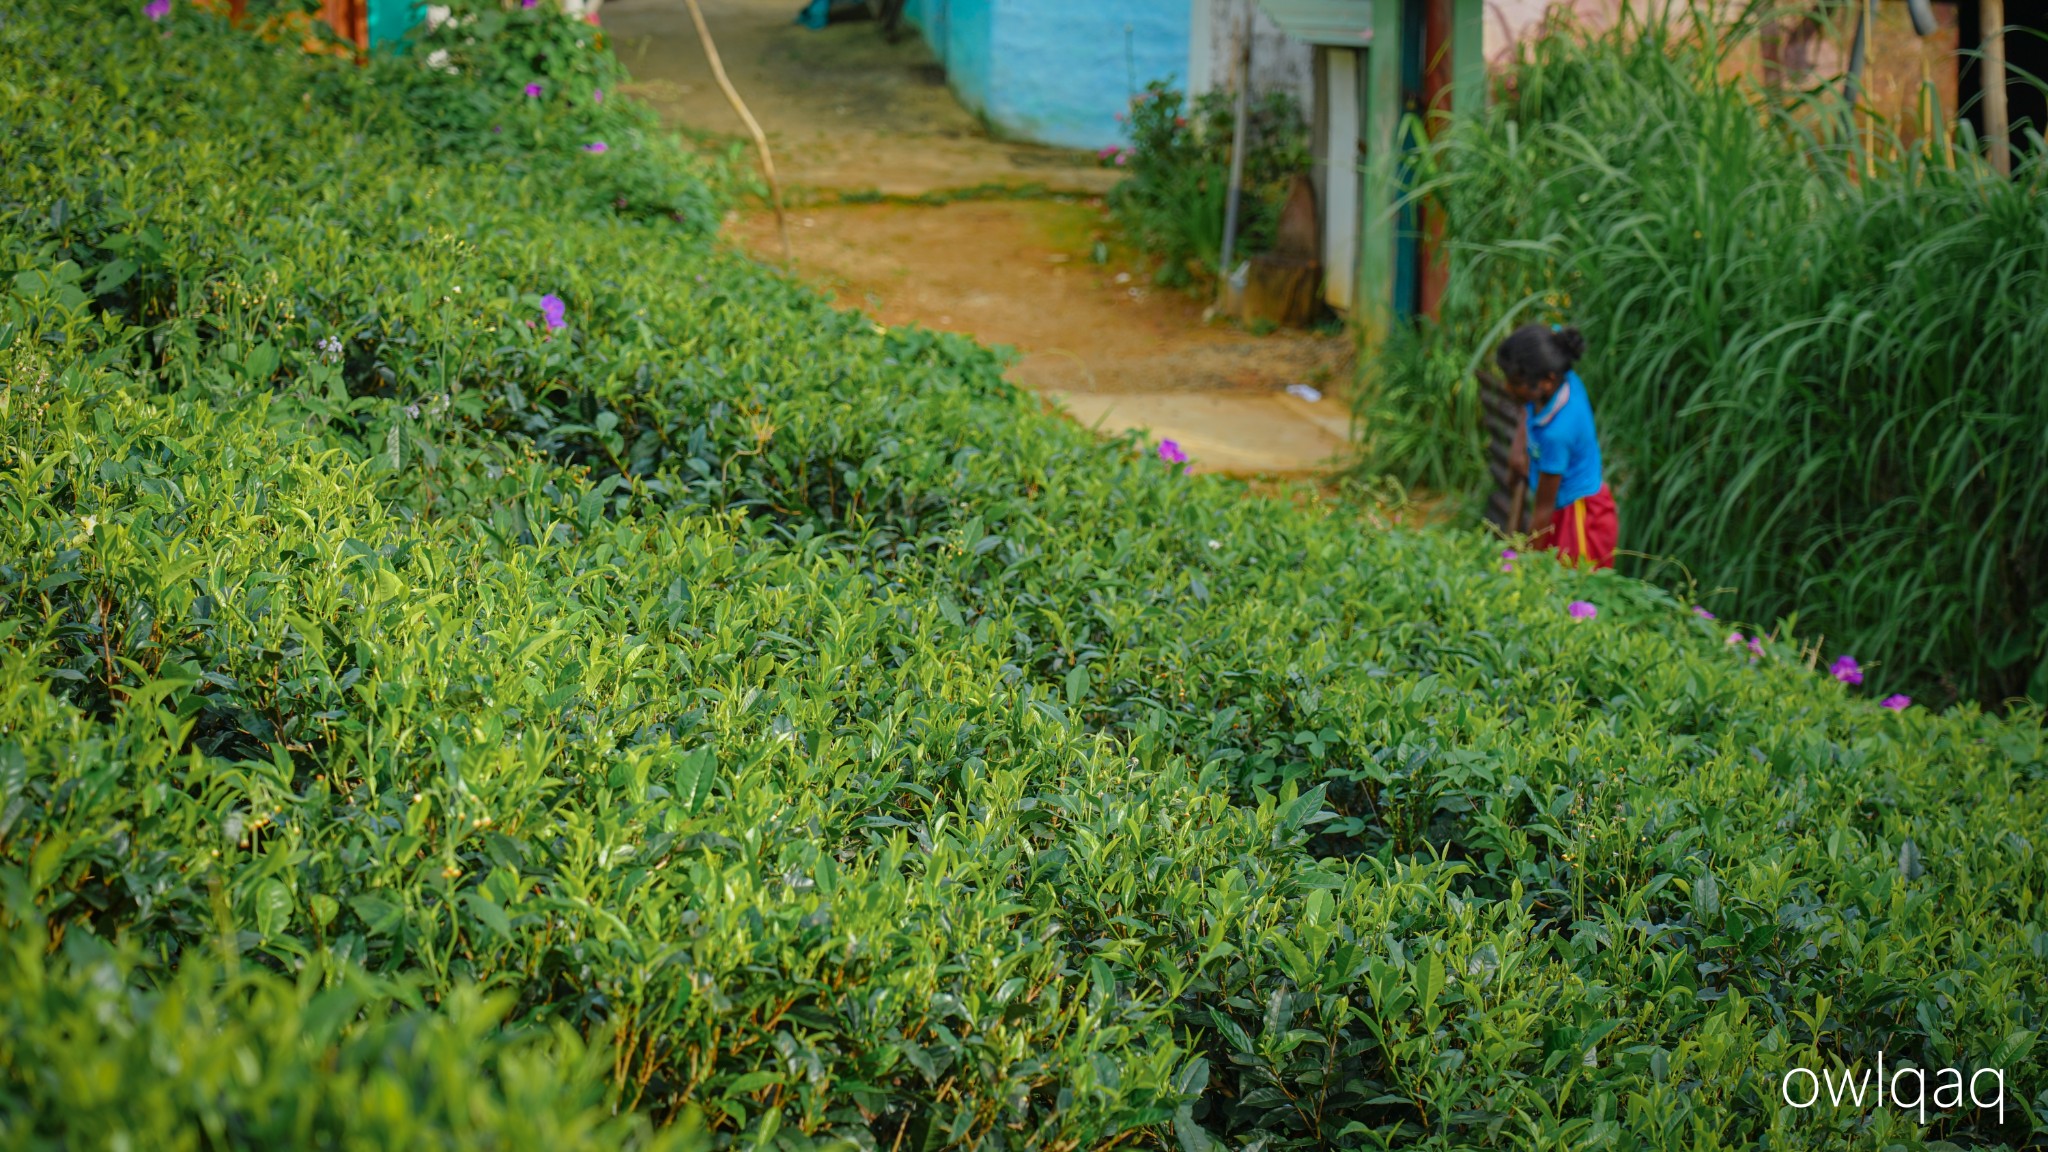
1355, 0, 1482, 346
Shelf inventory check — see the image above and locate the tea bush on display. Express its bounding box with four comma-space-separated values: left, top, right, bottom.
3, 1, 2046, 1149
1354, 8, 2048, 708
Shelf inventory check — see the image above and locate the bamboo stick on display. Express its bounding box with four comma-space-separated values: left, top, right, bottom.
1982, 0, 2010, 176
681, 0, 793, 262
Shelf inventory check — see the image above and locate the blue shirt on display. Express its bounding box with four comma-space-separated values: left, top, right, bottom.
1526, 371, 1604, 506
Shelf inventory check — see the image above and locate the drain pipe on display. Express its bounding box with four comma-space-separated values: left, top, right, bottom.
1218, 4, 1254, 299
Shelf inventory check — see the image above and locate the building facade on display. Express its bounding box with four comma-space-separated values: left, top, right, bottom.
897, 0, 1193, 151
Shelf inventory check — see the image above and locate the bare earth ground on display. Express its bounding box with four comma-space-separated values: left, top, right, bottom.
606, 0, 1355, 475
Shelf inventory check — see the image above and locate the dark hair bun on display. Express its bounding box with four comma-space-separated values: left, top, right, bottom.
1495, 322, 1588, 382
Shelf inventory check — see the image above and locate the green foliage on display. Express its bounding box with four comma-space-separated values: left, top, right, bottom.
1107, 80, 1310, 288
4, 2, 2048, 1150
1355, 6, 2048, 707
1, 918, 694, 1152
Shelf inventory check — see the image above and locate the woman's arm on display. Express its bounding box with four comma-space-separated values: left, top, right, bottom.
1530, 471, 1563, 549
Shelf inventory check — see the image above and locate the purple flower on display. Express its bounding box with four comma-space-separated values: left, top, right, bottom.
593, 88, 604, 103
1692, 605, 1715, 620
1829, 655, 1863, 685
584, 141, 608, 153
1880, 694, 1912, 710
538, 293, 567, 330
1726, 631, 1745, 646
525, 82, 543, 98
1749, 637, 1765, 658
144, 0, 169, 19
1567, 600, 1597, 620
521, 0, 538, 7
405, 403, 421, 420
1157, 439, 1187, 464
491, 124, 503, 134
1501, 548, 1519, 561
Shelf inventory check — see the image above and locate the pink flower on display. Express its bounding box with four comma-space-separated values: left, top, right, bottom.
1726, 631, 1745, 646
1692, 605, 1715, 620
1567, 600, 1597, 620
144, 0, 170, 19
525, 82, 543, 98
1880, 694, 1911, 710
1749, 637, 1764, 657
584, 141, 608, 153
1157, 439, 1187, 464
1114, 151, 1128, 166
1829, 655, 1863, 685
593, 88, 604, 103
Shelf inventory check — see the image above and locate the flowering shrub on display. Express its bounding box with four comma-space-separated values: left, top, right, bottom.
1105, 79, 1309, 289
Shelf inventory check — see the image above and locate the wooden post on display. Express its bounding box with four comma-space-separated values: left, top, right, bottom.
319, 0, 367, 56
1356, 0, 1405, 349
1218, 6, 1254, 290
1982, 0, 2010, 175
1416, 0, 1452, 320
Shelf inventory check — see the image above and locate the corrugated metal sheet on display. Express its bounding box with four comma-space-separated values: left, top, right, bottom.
1254, 0, 1371, 46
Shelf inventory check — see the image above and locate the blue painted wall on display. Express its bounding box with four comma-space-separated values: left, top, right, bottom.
902, 0, 1189, 151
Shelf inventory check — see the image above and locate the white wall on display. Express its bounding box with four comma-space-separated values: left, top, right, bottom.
1483, 0, 1643, 61
1188, 0, 1316, 109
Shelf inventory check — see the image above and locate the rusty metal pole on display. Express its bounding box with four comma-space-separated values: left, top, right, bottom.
1982, 0, 2010, 175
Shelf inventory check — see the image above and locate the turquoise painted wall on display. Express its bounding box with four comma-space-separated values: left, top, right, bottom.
903, 0, 1189, 151
367, 0, 416, 48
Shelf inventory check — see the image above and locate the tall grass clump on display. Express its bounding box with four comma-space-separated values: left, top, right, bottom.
1357, 4, 2048, 706
4, 1, 2047, 1149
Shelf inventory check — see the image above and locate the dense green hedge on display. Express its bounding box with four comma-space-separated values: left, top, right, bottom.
1355, 11, 2048, 709
3, 2, 2045, 1149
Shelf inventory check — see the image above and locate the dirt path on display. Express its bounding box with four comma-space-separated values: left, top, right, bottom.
606, 0, 1354, 475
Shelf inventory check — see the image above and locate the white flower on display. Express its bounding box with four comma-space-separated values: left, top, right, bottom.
425, 47, 457, 74
1206, 539, 1221, 550
425, 4, 451, 27
80, 515, 98, 536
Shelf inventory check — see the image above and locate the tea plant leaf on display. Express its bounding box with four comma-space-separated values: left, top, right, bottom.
252, 879, 292, 938
677, 747, 719, 815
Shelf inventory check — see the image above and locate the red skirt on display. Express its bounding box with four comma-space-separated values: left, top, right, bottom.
1550, 484, 1618, 570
